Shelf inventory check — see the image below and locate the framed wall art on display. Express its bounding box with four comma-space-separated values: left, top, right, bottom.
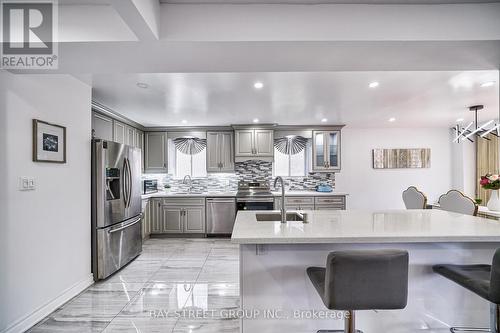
33, 119, 67, 163
373, 148, 430, 169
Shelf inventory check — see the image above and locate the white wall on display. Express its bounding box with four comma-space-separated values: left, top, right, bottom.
0, 72, 92, 333
451, 139, 476, 198
335, 128, 454, 210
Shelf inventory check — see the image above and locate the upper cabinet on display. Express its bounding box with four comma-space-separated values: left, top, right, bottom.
135, 130, 143, 150
312, 130, 341, 172
126, 126, 135, 147
92, 109, 144, 171
235, 128, 274, 158
113, 121, 126, 144
92, 113, 113, 141
145, 132, 168, 173
207, 131, 234, 172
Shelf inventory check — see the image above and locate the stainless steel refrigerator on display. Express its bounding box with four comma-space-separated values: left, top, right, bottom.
91, 139, 142, 280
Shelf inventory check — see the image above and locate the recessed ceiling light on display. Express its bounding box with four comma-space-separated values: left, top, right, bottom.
181, 120, 187, 124
321, 118, 328, 123
456, 118, 464, 122
136, 82, 148, 89
253, 118, 259, 123
480, 81, 496, 88
369, 81, 380, 88
253, 82, 264, 89
388, 117, 396, 122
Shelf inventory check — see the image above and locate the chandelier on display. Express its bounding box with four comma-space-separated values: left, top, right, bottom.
453, 105, 499, 143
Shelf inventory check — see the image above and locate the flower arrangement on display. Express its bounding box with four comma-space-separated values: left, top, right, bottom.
480, 174, 500, 190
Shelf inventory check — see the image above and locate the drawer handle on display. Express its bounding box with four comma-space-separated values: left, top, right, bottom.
108, 215, 142, 234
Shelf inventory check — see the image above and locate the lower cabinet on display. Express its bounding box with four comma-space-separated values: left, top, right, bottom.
184, 206, 205, 233
141, 199, 152, 240
150, 198, 206, 234
150, 198, 163, 233
274, 195, 346, 210
162, 206, 183, 233
314, 196, 346, 210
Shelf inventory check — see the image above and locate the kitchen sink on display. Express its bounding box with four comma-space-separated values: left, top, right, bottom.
256, 212, 304, 222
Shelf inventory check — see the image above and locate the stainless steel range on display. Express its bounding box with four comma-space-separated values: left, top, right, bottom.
236, 181, 274, 211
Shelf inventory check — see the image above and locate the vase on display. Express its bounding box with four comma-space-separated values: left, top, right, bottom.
487, 190, 500, 211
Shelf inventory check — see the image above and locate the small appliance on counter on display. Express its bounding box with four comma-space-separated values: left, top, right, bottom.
143, 179, 158, 194
316, 183, 333, 193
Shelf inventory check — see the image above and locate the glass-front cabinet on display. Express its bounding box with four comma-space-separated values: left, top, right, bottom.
312, 130, 341, 172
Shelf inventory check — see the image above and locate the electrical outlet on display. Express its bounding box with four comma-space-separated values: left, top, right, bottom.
19, 177, 36, 191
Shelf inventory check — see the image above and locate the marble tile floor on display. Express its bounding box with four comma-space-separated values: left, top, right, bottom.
27, 238, 456, 333
28, 238, 240, 333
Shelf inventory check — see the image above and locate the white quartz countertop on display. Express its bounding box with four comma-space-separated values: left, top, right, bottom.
231, 209, 500, 244
142, 190, 348, 200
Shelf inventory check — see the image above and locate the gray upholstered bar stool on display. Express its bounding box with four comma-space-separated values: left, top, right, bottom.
433, 248, 500, 333
307, 249, 409, 333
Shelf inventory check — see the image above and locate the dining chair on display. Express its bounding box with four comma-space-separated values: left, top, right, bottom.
438, 190, 478, 216
402, 186, 428, 209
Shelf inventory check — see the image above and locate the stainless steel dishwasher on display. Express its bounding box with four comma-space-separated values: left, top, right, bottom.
206, 197, 237, 235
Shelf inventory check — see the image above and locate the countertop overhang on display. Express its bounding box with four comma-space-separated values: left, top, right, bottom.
231, 209, 500, 244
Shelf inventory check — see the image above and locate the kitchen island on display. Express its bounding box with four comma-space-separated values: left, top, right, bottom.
231, 209, 500, 332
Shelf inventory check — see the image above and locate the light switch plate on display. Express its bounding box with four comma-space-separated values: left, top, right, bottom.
19, 177, 36, 191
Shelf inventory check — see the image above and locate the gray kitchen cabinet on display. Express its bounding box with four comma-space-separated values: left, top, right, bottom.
312, 130, 341, 172
135, 130, 144, 172
274, 196, 315, 210
235, 129, 254, 156
141, 199, 151, 240
235, 129, 274, 158
126, 126, 135, 147
150, 198, 206, 234
207, 131, 234, 172
184, 207, 205, 233
92, 112, 113, 141
135, 130, 143, 150
150, 198, 163, 233
145, 132, 168, 173
113, 121, 126, 144
314, 196, 346, 210
254, 129, 274, 155
274, 195, 346, 210
161, 206, 183, 233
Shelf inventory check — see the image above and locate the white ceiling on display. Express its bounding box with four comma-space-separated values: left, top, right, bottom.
92, 70, 499, 128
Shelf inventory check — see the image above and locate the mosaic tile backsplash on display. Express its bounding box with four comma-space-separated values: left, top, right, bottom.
143, 160, 335, 193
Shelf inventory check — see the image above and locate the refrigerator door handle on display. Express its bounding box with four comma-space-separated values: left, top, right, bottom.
127, 158, 133, 208
123, 158, 130, 208
108, 215, 142, 234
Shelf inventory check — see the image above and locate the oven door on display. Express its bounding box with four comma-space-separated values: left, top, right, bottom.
237, 197, 274, 211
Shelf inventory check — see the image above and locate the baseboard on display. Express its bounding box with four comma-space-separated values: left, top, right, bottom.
2, 273, 94, 333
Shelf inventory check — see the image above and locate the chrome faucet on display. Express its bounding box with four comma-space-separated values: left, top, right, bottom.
183, 175, 193, 192
274, 176, 286, 223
